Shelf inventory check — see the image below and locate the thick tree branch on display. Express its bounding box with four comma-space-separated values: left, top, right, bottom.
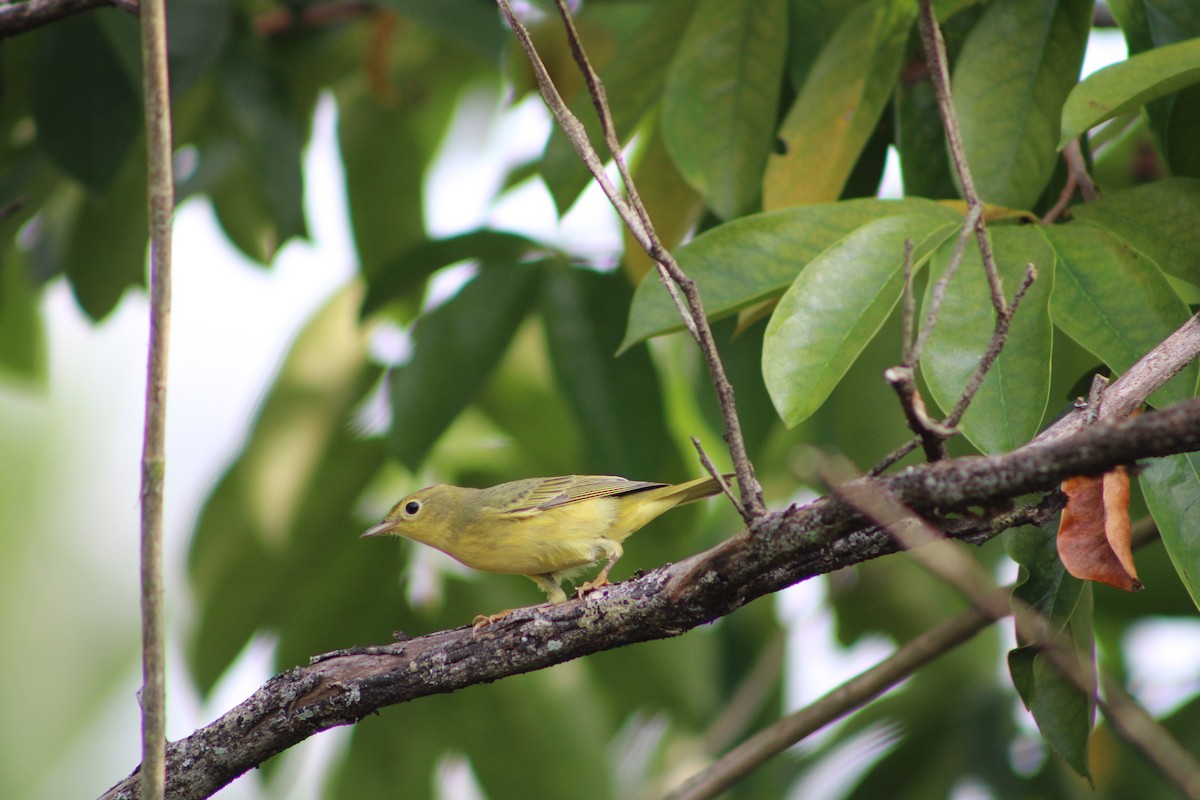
101, 398, 1200, 800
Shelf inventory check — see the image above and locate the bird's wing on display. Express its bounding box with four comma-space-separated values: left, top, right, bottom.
504, 475, 665, 515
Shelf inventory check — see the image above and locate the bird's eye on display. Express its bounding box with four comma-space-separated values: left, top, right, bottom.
405, 500, 421, 516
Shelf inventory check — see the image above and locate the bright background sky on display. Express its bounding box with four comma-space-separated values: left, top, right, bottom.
9, 25, 1199, 800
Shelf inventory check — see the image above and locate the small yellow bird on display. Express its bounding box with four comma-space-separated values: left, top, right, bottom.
362, 474, 729, 604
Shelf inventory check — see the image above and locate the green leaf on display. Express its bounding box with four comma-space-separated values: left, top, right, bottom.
922, 225, 1055, 454
1141, 453, 1200, 614
1044, 223, 1197, 407
763, 0, 915, 209
661, 0, 788, 219
384, 0, 510, 61
362, 230, 542, 316
541, 267, 676, 477
388, 266, 541, 470
167, 0, 234, 96
541, 0, 697, 212
623, 197, 957, 349
895, 55, 959, 199
1006, 521, 1095, 780
0, 259, 46, 384
763, 214, 958, 427
338, 90, 428, 279
62, 139, 148, 320
1070, 177, 1200, 285
31, 16, 139, 191
1165, 83, 1200, 179
784, 0, 860, 89
1059, 37, 1200, 147
188, 287, 386, 694
210, 33, 308, 260
952, 0, 1092, 209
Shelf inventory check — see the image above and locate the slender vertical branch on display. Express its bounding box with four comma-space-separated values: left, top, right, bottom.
138, 0, 175, 797
496, 0, 766, 519
917, 0, 1006, 314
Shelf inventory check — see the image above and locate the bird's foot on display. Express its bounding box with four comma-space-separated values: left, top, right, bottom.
574, 577, 611, 598
472, 608, 515, 632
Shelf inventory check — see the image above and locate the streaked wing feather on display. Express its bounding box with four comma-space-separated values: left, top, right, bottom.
505, 475, 665, 515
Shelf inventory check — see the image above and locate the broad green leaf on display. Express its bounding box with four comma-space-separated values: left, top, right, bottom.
763, 214, 958, 427
0, 259, 45, 384
1107, 0, 1200, 173
763, 0, 915, 209
1006, 521, 1095, 780
922, 226, 1055, 454
541, 0, 697, 212
188, 287, 387, 694
1141, 453, 1200, 613
211, 33, 308, 260
388, 266, 541, 470
166, 0, 233, 95
952, 0, 1092, 209
1070, 177, 1200, 285
338, 58, 470, 278
1059, 37, 1200, 147
362, 229, 542, 316
662, 0, 788, 219
1165, 83, 1200, 179
30, 16, 139, 191
623, 197, 957, 349
895, 56, 959, 199
784, 0, 860, 89
383, 0, 510, 61
62, 139, 147, 321
1044, 223, 1196, 407
541, 267, 676, 477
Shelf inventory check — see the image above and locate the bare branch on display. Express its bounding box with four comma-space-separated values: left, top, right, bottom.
100, 399, 1200, 800
917, 0, 1006, 314
495, 0, 765, 519
667, 591, 1002, 800
826, 460, 1200, 798
137, 0, 175, 796
944, 261, 1038, 428
1039, 313, 1200, 443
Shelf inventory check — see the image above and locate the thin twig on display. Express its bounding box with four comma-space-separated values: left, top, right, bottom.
1041, 140, 1099, 224
910, 204, 980, 367
692, 436, 744, 517
496, 0, 765, 520
672, 512, 1162, 800
900, 238, 917, 364
1038, 313, 1200, 445
137, 0, 175, 796
945, 262, 1037, 427
667, 593, 1002, 800
826, 459, 1200, 798
917, 0, 1006, 315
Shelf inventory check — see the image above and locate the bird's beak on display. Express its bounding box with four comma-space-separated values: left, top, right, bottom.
361, 520, 395, 538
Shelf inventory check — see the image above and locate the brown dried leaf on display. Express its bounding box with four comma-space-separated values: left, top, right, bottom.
1057, 466, 1142, 591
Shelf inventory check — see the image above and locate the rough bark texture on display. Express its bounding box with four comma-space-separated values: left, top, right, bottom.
99, 398, 1200, 800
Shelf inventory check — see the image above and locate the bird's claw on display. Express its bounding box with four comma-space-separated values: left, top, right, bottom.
574, 577, 611, 598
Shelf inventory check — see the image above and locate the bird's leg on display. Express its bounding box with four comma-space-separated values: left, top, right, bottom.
576, 544, 623, 597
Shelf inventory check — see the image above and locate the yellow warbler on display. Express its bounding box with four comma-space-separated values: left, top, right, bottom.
362, 474, 729, 604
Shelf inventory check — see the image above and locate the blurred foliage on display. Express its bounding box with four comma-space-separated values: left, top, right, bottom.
5, 0, 1200, 797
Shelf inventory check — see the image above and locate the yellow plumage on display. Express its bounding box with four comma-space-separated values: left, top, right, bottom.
362, 474, 727, 604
